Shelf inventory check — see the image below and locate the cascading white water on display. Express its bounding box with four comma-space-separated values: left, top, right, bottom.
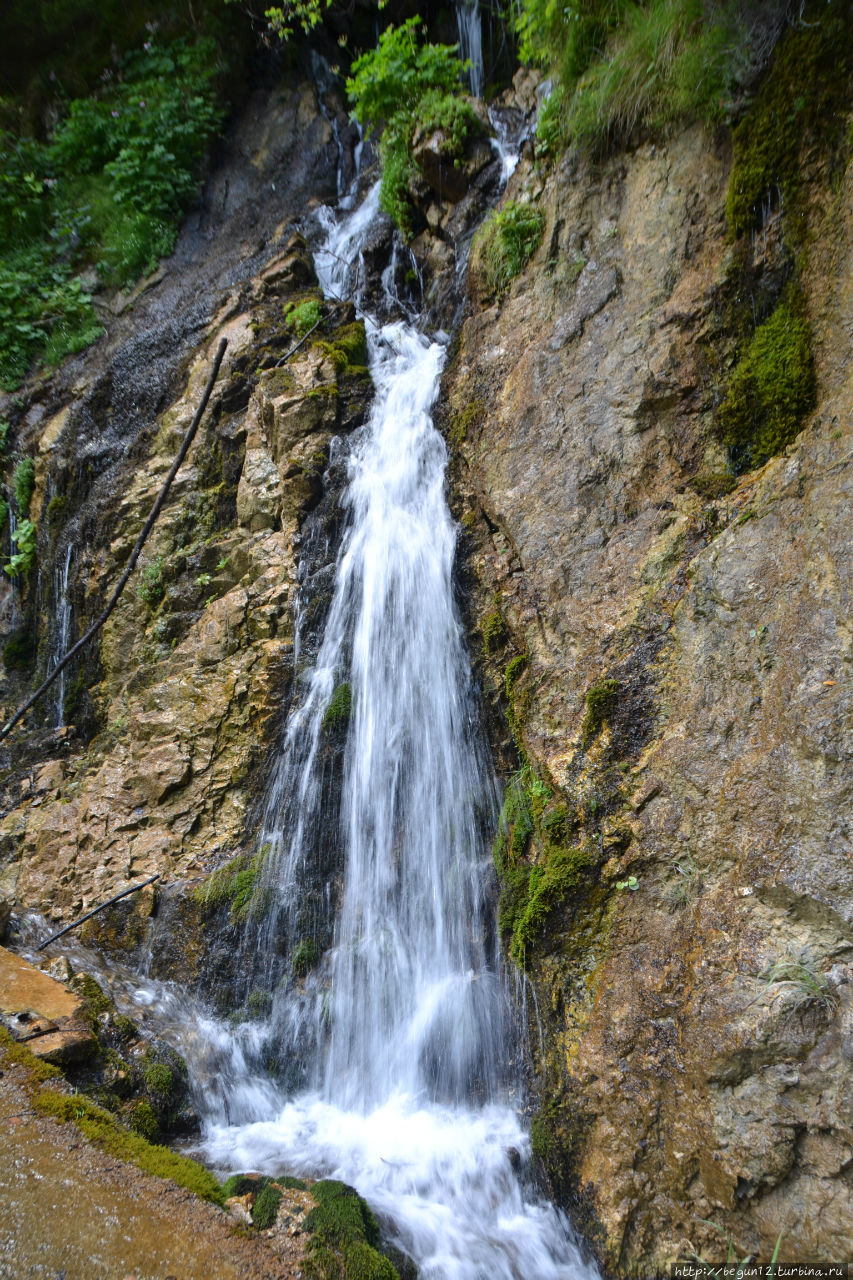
456, 1, 484, 99
195, 182, 601, 1278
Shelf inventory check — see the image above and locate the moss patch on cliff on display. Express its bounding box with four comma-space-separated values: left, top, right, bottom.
192, 850, 265, 923
726, 10, 853, 241
717, 285, 815, 469
303, 1179, 399, 1280
322, 682, 352, 733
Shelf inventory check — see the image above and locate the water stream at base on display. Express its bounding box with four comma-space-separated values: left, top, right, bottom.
158, 178, 600, 1278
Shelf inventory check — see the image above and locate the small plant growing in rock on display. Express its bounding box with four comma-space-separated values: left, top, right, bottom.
6, 517, 37, 578
581, 677, 620, 748
667, 850, 703, 909
322, 681, 352, 733
12, 456, 35, 513
760, 955, 838, 1020
136, 556, 165, 606
470, 200, 545, 301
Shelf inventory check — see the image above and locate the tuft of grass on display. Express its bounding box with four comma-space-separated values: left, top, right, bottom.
191, 850, 265, 922
760, 956, 838, 1019
32, 1087, 224, 1204
470, 200, 545, 301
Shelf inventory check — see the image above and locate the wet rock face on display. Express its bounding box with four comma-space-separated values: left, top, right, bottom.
445, 122, 853, 1268
0, 73, 371, 924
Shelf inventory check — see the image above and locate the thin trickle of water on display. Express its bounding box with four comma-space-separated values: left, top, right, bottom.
456, 0, 484, 98
50, 543, 73, 727
190, 179, 601, 1278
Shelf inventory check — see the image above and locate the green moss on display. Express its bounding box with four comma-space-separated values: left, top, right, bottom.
690, 472, 737, 499
282, 1175, 307, 1190
285, 298, 321, 338
482, 605, 508, 654
314, 322, 368, 374
581, 678, 620, 748
505, 653, 529, 698
292, 938, 320, 977
717, 287, 815, 470
322, 682, 352, 733
448, 399, 483, 448
509, 842, 596, 964
136, 555, 165, 607
0, 1026, 61, 1084
46, 492, 68, 522
129, 1098, 158, 1140
726, 13, 852, 240
32, 1087, 223, 1204
222, 1173, 257, 1198
471, 201, 545, 301
143, 1063, 173, 1098
253, 1182, 283, 1230
303, 1180, 398, 1280
192, 851, 264, 922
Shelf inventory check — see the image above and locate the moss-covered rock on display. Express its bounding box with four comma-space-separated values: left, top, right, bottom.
303, 1180, 399, 1280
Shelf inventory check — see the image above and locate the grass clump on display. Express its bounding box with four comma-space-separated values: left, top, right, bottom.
581, 677, 620, 748
518, 0, 740, 159
346, 18, 478, 234
717, 287, 815, 471
470, 200, 545, 301
32, 1087, 224, 1204
303, 1179, 399, 1280
760, 955, 839, 1019
253, 1181, 284, 1230
322, 682, 352, 733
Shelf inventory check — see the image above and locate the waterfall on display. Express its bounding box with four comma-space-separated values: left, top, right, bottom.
456, 1, 484, 98
190, 180, 600, 1278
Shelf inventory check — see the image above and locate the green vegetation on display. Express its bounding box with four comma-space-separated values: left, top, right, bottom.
481, 602, 508, 653
143, 1062, 173, 1098
322, 682, 352, 732
691, 472, 737, 500
253, 1181, 284, 1229
192, 851, 264, 922
292, 938, 320, 977
136, 556, 165, 607
0, 36, 224, 388
581, 677, 620, 748
303, 1179, 399, 1280
6, 517, 37, 578
2, 626, 35, 669
470, 200, 544, 300
12, 456, 35, 512
492, 766, 596, 965
286, 298, 322, 338
726, 12, 852, 239
760, 955, 838, 1019
346, 18, 478, 233
32, 1087, 224, 1204
518, 0, 740, 158
717, 287, 815, 471
314, 322, 369, 375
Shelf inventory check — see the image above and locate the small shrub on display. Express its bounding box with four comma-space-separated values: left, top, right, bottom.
470, 201, 545, 301
12, 456, 35, 512
6, 517, 37, 578
346, 19, 476, 233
